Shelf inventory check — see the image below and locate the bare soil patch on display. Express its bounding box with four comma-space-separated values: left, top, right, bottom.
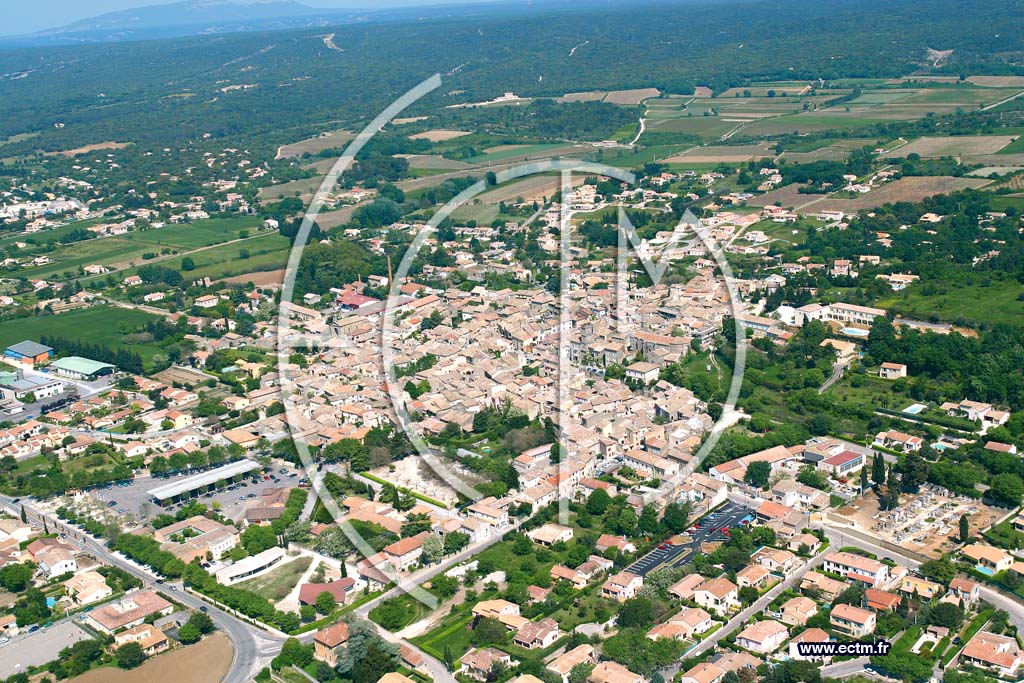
45, 142, 129, 157
666, 142, 775, 164
603, 88, 661, 105
968, 75, 1024, 87
276, 129, 354, 160
220, 268, 286, 286
67, 633, 232, 683
558, 91, 607, 103
409, 129, 472, 142
747, 184, 826, 209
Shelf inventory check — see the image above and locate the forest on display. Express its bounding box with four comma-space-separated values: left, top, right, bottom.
1, 0, 1023, 158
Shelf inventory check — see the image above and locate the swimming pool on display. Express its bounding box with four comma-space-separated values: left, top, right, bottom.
840, 327, 870, 337
903, 403, 928, 415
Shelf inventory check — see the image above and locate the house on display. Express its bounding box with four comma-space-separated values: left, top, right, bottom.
382, 532, 429, 571
601, 571, 643, 602
513, 617, 560, 649
194, 295, 219, 309
472, 599, 526, 629
735, 620, 788, 654
589, 661, 644, 683
879, 363, 907, 380
800, 571, 848, 601
647, 607, 714, 641
947, 577, 980, 606
298, 579, 355, 606
528, 524, 574, 547
736, 564, 771, 589
821, 551, 890, 587
595, 534, 636, 554
668, 573, 706, 601
754, 547, 800, 575
779, 596, 818, 626
693, 577, 739, 615
788, 533, 822, 555
873, 430, 923, 452
65, 570, 113, 605
818, 450, 865, 477
899, 575, 943, 600
624, 362, 660, 384
962, 543, 1013, 574
34, 545, 77, 578
547, 644, 595, 683
154, 515, 239, 563
85, 590, 173, 633
460, 648, 514, 681
865, 588, 902, 612
960, 630, 1024, 678
830, 603, 876, 637
679, 662, 725, 683
114, 624, 169, 655
313, 622, 350, 667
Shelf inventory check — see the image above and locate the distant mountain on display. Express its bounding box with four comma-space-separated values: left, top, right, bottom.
2, 0, 362, 46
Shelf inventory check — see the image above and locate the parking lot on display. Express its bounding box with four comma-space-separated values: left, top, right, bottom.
87, 460, 308, 524
0, 620, 92, 679
628, 501, 754, 576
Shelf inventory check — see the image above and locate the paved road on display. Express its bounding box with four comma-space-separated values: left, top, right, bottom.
0, 493, 283, 683
627, 501, 754, 576
818, 361, 846, 394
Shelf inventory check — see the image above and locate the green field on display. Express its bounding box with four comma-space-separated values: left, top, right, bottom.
235, 557, 312, 602
0, 305, 163, 363
14, 238, 155, 281
875, 277, 1024, 326
127, 217, 265, 249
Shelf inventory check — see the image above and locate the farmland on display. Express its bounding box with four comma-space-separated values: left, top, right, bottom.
0, 305, 163, 363
802, 176, 991, 213
275, 129, 354, 159
887, 135, 1016, 157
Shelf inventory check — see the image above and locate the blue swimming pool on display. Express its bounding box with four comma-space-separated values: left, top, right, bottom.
903, 403, 928, 415
841, 327, 870, 337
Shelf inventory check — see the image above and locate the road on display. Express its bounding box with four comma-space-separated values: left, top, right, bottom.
818, 360, 846, 394
0, 493, 283, 683
981, 89, 1024, 111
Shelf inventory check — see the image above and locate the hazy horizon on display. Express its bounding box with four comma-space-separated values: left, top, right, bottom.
1, 0, 491, 37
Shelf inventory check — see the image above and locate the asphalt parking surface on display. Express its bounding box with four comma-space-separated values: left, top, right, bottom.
91, 461, 307, 524
627, 501, 754, 576
0, 620, 91, 679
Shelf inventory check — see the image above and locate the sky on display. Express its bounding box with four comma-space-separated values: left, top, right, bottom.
0, 0, 473, 36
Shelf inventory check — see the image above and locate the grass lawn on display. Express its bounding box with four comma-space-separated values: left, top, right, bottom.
411, 611, 475, 661
235, 556, 312, 602
0, 305, 164, 365
15, 238, 156, 281
874, 277, 1024, 326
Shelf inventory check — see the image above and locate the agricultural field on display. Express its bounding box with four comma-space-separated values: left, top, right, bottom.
127, 217, 266, 250
805, 176, 991, 213
166, 232, 292, 282
409, 129, 473, 142
275, 128, 354, 159
0, 305, 163, 363
747, 184, 826, 209
664, 142, 775, 164
887, 135, 1016, 158
14, 237, 158, 281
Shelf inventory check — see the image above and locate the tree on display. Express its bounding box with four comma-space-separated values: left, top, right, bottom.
872, 454, 886, 486
241, 525, 278, 555
745, 460, 771, 489
472, 617, 507, 646
178, 622, 202, 644
422, 534, 444, 564
927, 602, 964, 629
662, 502, 689, 534
315, 591, 336, 615
959, 513, 970, 543
189, 610, 215, 634
988, 473, 1024, 507
115, 642, 146, 669
860, 463, 869, 490
277, 638, 314, 669
586, 488, 611, 515
617, 597, 656, 628
181, 257, 195, 271
568, 663, 595, 683
638, 506, 662, 536
443, 531, 470, 555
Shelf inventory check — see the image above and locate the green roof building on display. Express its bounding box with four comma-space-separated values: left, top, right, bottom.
50, 356, 116, 380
